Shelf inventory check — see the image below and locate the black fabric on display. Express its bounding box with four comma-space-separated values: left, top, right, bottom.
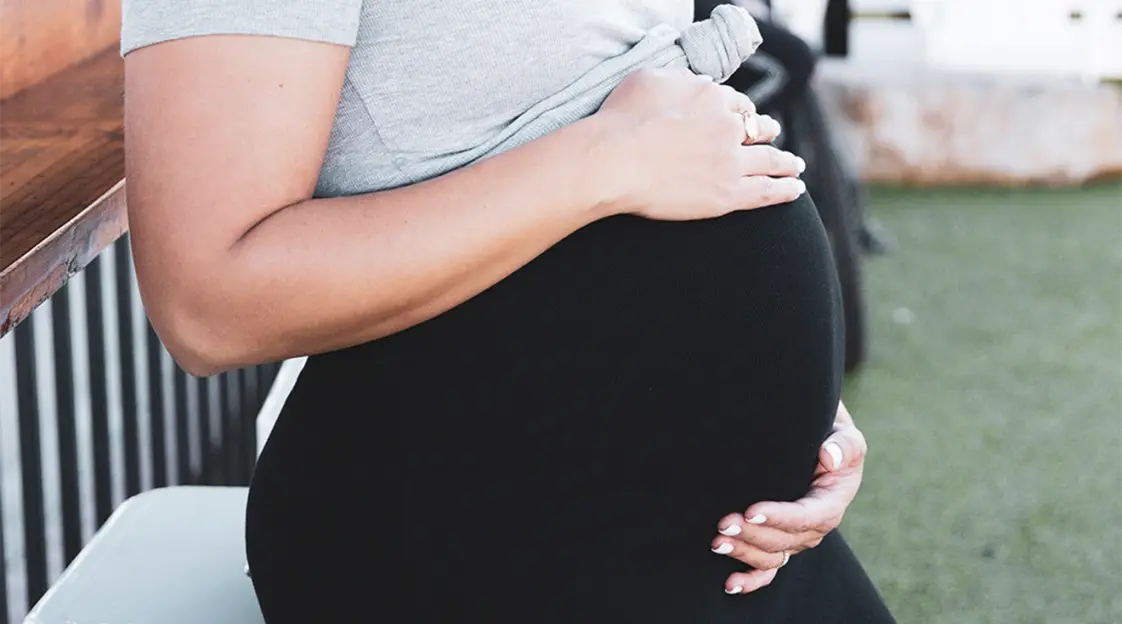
244, 194, 894, 622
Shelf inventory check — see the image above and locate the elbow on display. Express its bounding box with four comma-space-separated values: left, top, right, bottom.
132, 224, 292, 376
153, 304, 248, 377
164, 339, 235, 379
143, 279, 262, 378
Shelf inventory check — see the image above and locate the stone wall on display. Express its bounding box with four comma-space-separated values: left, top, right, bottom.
814, 60, 1122, 186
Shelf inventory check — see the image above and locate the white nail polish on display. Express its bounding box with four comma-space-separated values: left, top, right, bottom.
794, 179, 807, 194
746, 514, 767, 525
825, 442, 843, 470
712, 542, 734, 555
719, 524, 742, 537
796, 157, 806, 173
725, 586, 743, 595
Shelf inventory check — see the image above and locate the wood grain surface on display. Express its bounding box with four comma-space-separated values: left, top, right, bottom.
1, 46, 126, 336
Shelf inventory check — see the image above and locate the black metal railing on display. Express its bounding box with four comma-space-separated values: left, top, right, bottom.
0, 235, 280, 624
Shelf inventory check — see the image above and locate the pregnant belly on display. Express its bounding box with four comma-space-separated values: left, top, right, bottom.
264, 195, 843, 587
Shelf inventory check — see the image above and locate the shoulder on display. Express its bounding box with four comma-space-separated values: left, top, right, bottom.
121, 0, 365, 56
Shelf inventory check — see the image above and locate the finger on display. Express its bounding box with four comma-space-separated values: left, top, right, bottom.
819, 425, 867, 472
736, 175, 807, 210
739, 145, 805, 178
745, 490, 842, 535
717, 513, 800, 554
719, 88, 777, 145
718, 512, 749, 536
740, 112, 762, 144
750, 114, 782, 144
725, 567, 780, 595
737, 113, 781, 145
728, 524, 824, 555
711, 536, 789, 570
733, 112, 782, 146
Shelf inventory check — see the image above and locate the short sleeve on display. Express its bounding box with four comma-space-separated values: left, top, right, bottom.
121, 0, 365, 56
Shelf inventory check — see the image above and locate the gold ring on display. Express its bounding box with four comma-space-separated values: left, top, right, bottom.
740, 110, 759, 144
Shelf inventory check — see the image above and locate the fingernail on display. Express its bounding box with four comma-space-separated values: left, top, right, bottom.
825, 442, 843, 470
746, 514, 767, 525
795, 156, 807, 173
794, 179, 807, 195
719, 523, 742, 537
712, 542, 734, 555
725, 585, 743, 595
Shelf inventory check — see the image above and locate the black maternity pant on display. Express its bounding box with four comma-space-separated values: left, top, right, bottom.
245, 193, 895, 622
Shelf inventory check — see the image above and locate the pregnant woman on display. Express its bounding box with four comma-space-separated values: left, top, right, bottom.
122, 1, 893, 621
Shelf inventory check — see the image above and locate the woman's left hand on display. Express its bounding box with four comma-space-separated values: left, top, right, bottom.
710, 401, 867, 595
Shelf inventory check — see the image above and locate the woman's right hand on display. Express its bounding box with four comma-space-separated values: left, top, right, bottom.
593, 67, 806, 221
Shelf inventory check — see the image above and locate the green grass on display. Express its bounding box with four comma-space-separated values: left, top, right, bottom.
842, 184, 1122, 624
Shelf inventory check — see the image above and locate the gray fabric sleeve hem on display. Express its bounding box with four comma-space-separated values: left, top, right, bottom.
120, 0, 364, 56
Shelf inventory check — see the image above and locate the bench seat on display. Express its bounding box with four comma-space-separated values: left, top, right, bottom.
25, 487, 264, 624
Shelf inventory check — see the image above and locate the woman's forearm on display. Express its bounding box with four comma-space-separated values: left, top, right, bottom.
161, 116, 618, 375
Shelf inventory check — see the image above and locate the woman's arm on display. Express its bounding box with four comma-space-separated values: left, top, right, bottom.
126, 36, 617, 375
126, 36, 803, 375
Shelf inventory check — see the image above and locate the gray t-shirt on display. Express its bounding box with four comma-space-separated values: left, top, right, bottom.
121, 1, 760, 198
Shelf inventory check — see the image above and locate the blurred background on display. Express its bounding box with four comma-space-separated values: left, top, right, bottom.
0, 0, 1119, 622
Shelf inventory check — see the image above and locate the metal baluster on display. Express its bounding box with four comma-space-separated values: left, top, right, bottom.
0, 484, 8, 623
1, 331, 17, 624
83, 257, 114, 526
184, 374, 202, 484
114, 240, 141, 496
145, 324, 168, 487
221, 372, 244, 485
174, 367, 190, 484
196, 375, 216, 484
240, 366, 259, 477
14, 317, 48, 607
49, 286, 83, 565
